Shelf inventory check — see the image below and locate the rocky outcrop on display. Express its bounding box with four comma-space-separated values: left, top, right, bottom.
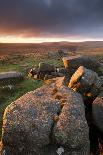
29, 63, 66, 80
0, 80, 90, 155
62, 55, 101, 76
1, 54, 103, 155
68, 66, 102, 98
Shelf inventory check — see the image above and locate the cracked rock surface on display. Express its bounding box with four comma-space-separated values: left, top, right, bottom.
0, 78, 90, 155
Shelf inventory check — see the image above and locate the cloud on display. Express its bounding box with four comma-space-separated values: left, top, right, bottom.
0, 0, 103, 38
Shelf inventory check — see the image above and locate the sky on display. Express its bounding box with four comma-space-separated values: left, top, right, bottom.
0, 0, 103, 43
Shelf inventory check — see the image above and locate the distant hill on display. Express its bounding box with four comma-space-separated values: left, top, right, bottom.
0, 41, 103, 56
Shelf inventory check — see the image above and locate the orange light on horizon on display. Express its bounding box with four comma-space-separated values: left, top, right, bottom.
0, 35, 102, 43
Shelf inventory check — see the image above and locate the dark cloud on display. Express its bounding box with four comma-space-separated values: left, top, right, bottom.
0, 0, 103, 38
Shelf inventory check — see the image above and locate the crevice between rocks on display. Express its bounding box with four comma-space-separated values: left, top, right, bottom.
84, 98, 103, 155
49, 88, 66, 146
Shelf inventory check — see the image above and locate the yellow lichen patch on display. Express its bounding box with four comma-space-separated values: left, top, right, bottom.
61, 99, 66, 108
84, 92, 92, 97
54, 93, 63, 100
51, 88, 58, 95
28, 72, 32, 78
53, 116, 59, 122
44, 78, 57, 85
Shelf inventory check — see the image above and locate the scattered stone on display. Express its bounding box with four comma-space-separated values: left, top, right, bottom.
62, 55, 101, 76
68, 66, 102, 98
0, 71, 23, 86
38, 62, 55, 72
28, 63, 66, 80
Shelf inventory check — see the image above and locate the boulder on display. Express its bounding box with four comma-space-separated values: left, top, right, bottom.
68, 66, 102, 98
53, 86, 90, 155
0, 71, 23, 86
1, 85, 61, 155
92, 92, 103, 132
62, 55, 101, 76
0, 79, 90, 155
56, 68, 68, 75
38, 62, 55, 73
44, 74, 57, 80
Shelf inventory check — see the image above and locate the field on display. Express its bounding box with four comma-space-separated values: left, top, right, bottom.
0, 42, 103, 138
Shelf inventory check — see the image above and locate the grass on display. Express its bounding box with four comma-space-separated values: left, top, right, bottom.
0, 54, 63, 138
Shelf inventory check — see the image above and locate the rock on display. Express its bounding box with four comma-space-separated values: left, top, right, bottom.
0, 71, 23, 86
39, 62, 55, 72
68, 66, 102, 98
1, 79, 90, 155
1, 85, 61, 155
44, 74, 57, 80
44, 77, 65, 87
56, 68, 68, 75
51, 72, 64, 77
92, 92, 103, 132
62, 55, 101, 76
53, 86, 90, 155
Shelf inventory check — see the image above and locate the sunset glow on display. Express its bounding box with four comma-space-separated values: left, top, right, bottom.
0, 36, 103, 43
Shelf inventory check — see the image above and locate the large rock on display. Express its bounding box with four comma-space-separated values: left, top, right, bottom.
38, 62, 55, 72
53, 86, 90, 155
0, 80, 90, 155
92, 92, 103, 132
0, 71, 23, 86
68, 66, 102, 98
62, 55, 101, 76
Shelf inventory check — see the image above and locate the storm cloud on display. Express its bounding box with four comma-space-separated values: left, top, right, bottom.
0, 0, 103, 38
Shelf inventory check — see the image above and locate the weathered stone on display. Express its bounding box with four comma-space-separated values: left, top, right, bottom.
0, 71, 23, 86
44, 74, 57, 80
39, 62, 55, 72
62, 55, 101, 76
1, 85, 61, 155
44, 77, 65, 87
68, 66, 102, 98
0, 79, 90, 155
92, 92, 103, 132
53, 86, 90, 155
56, 68, 68, 75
